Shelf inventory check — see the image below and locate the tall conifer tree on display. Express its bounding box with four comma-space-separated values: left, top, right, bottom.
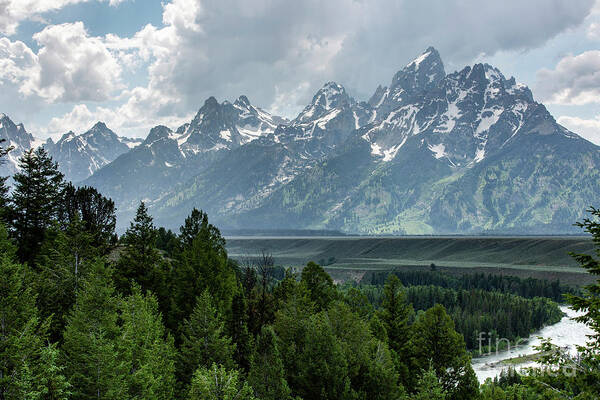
11, 148, 65, 264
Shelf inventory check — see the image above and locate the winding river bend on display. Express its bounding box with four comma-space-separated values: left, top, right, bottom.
471, 306, 594, 382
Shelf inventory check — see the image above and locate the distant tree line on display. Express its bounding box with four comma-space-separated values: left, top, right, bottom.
345, 283, 562, 351
368, 270, 573, 302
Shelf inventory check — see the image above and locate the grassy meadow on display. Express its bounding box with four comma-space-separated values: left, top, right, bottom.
226, 236, 596, 286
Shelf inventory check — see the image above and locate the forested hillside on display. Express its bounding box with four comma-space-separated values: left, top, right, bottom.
1, 145, 599, 399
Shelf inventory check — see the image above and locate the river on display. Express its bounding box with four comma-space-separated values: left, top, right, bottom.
471, 305, 594, 382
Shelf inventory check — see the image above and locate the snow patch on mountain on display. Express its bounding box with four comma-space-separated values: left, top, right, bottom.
429, 143, 446, 159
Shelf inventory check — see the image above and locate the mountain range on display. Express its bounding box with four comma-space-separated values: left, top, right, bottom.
0, 116, 141, 182
3, 47, 599, 234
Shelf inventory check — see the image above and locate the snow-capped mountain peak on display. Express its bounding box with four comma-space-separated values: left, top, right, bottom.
295, 81, 354, 124
360, 49, 554, 167
392, 46, 446, 93
0, 114, 40, 177
41, 122, 141, 182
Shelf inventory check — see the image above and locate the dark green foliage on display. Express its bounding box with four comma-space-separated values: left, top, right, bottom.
292, 312, 352, 400
352, 281, 563, 351
404, 285, 563, 349
0, 245, 53, 399
11, 148, 65, 264
327, 302, 403, 400
116, 201, 162, 293
34, 218, 96, 341
0, 139, 13, 223
13, 343, 71, 400
247, 325, 291, 400
61, 261, 127, 400
369, 270, 571, 302
410, 304, 479, 400
227, 292, 253, 371
118, 286, 177, 399
59, 184, 117, 253
179, 208, 225, 249
177, 291, 236, 389
4, 163, 599, 400
300, 261, 336, 311
413, 364, 446, 400
168, 209, 236, 332
377, 275, 414, 386
568, 206, 600, 347
188, 364, 256, 400
156, 227, 178, 257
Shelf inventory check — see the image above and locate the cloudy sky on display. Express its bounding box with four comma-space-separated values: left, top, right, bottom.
1, 0, 600, 144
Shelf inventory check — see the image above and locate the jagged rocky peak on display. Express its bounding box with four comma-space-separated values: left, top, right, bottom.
60, 131, 77, 141
295, 81, 354, 123
391, 46, 446, 93
0, 113, 15, 129
450, 63, 533, 103
90, 121, 108, 130
234, 95, 251, 108
313, 81, 352, 108
143, 125, 173, 145
368, 85, 388, 107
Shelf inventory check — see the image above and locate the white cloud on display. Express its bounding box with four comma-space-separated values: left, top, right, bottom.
40, 99, 192, 139
28, 22, 124, 102
0, 22, 129, 103
535, 51, 600, 105
558, 115, 600, 145
0, 0, 128, 35
0, 37, 37, 84
589, 22, 600, 39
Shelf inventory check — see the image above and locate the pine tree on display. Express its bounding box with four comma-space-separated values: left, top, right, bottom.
0, 250, 50, 399
295, 313, 351, 400
59, 184, 117, 253
118, 286, 176, 399
13, 343, 71, 400
178, 291, 236, 388
0, 139, 13, 223
377, 274, 414, 386
116, 201, 162, 294
169, 209, 236, 331
62, 261, 128, 399
11, 147, 65, 265
178, 208, 225, 251
227, 292, 253, 371
413, 364, 446, 400
410, 304, 479, 400
35, 217, 95, 341
568, 207, 600, 349
248, 325, 291, 400
300, 261, 335, 311
188, 364, 256, 400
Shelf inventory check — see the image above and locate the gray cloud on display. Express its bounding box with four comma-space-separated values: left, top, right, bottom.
535, 50, 600, 105
142, 0, 595, 118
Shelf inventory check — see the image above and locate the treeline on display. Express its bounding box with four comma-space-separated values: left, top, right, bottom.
405, 286, 563, 349
349, 284, 562, 350
368, 270, 572, 302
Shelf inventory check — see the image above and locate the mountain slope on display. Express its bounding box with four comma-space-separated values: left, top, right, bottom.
84, 96, 288, 222
150, 82, 376, 228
